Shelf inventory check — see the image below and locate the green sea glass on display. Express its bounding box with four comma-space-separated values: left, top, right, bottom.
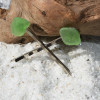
60, 27, 81, 45
11, 17, 30, 36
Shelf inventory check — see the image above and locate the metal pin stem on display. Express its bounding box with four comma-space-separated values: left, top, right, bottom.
27, 27, 71, 75
12, 37, 61, 62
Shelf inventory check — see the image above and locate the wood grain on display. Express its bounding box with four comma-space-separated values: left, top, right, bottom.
0, 0, 100, 43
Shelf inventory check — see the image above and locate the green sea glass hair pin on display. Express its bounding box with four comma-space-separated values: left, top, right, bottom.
11, 17, 81, 75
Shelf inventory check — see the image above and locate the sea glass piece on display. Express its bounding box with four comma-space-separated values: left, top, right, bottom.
11, 17, 30, 36
60, 27, 81, 45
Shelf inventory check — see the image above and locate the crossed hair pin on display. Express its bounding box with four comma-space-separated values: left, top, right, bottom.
11, 17, 81, 75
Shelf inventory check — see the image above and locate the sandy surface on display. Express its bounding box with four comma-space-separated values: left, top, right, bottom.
0, 0, 11, 9
0, 37, 100, 100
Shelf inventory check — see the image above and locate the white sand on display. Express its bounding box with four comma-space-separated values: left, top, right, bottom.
0, 38, 100, 100
0, 0, 11, 9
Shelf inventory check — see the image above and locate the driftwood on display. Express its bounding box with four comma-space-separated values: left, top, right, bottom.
0, 0, 100, 43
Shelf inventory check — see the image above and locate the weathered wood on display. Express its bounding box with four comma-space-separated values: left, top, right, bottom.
0, 0, 100, 43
